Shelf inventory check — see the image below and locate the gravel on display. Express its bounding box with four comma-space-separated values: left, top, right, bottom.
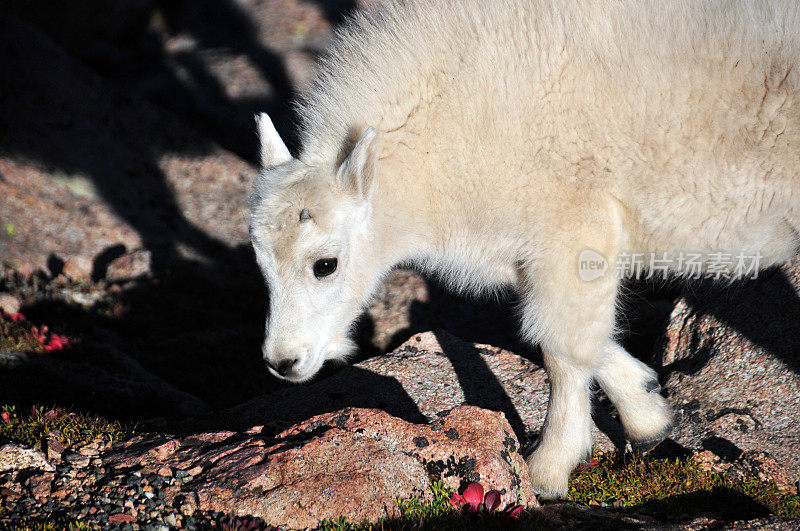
0, 447, 281, 530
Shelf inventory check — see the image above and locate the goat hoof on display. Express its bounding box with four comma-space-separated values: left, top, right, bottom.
630, 421, 673, 455
644, 378, 661, 393
531, 482, 568, 500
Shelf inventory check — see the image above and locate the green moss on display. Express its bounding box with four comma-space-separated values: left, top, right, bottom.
322, 453, 800, 530
319, 482, 457, 530
0, 315, 45, 352
394, 481, 455, 522
568, 452, 800, 520
0, 404, 132, 449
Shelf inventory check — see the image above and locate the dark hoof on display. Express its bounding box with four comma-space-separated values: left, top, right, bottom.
631, 437, 662, 455
630, 421, 674, 456
644, 378, 661, 393
531, 485, 567, 500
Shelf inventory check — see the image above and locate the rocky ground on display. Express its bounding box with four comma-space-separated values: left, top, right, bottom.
1, 1, 800, 529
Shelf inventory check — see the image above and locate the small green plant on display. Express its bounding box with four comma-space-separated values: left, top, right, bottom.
0, 404, 131, 449
319, 482, 457, 530
568, 452, 800, 520
396, 480, 454, 521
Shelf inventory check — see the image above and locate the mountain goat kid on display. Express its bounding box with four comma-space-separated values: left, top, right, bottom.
249, 0, 800, 498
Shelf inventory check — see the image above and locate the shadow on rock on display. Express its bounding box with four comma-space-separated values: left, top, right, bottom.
433, 330, 528, 444
0, 1, 356, 425
2, 0, 359, 163
194, 365, 427, 435
669, 268, 800, 376
0, 250, 278, 421
633, 487, 773, 523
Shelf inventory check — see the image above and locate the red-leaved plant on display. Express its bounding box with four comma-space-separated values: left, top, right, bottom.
0, 308, 25, 322
450, 482, 524, 522
31, 325, 72, 352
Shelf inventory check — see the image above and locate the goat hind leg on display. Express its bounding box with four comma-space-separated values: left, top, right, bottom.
595, 341, 673, 453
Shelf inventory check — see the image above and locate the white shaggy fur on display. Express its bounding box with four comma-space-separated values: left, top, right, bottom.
249, 0, 800, 498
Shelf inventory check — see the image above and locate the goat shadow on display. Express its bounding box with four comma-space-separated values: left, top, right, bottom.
341, 265, 800, 447
659, 265, 800, 376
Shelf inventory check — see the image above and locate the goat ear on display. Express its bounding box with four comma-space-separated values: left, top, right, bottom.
256, 113, 291, 169
337, 127, 379, 200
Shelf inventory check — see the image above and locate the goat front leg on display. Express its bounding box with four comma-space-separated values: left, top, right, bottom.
518, 246, 619, 498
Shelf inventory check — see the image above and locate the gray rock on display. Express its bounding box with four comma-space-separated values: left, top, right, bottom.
0, 349, 29, 369
44, 431, 66, 463
0, 444, 55, 473
63, 452, 91, 469
677, 516, 800, 530
105, 249, 152, 281
0, 294, 21, 315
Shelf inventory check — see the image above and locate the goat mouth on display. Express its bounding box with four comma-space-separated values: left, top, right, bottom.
263, 340, 350, 382
265, 366, 315, 383
284, 354, 326, 383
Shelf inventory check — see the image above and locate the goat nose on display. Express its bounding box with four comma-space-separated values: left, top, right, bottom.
276, 358, 298, 376
270, 358, 298, 377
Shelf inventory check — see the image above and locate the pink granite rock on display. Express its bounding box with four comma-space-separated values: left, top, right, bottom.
104, 249, 153, 281
654, 256, 800, 486
215, 331, 622, 452
694, 449, 795, 493
25, 472, 55, 499
0, 445, 55, 473
103, 406, 536, 528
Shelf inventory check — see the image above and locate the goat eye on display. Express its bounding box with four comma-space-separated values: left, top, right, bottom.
313, 258, 338, 278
